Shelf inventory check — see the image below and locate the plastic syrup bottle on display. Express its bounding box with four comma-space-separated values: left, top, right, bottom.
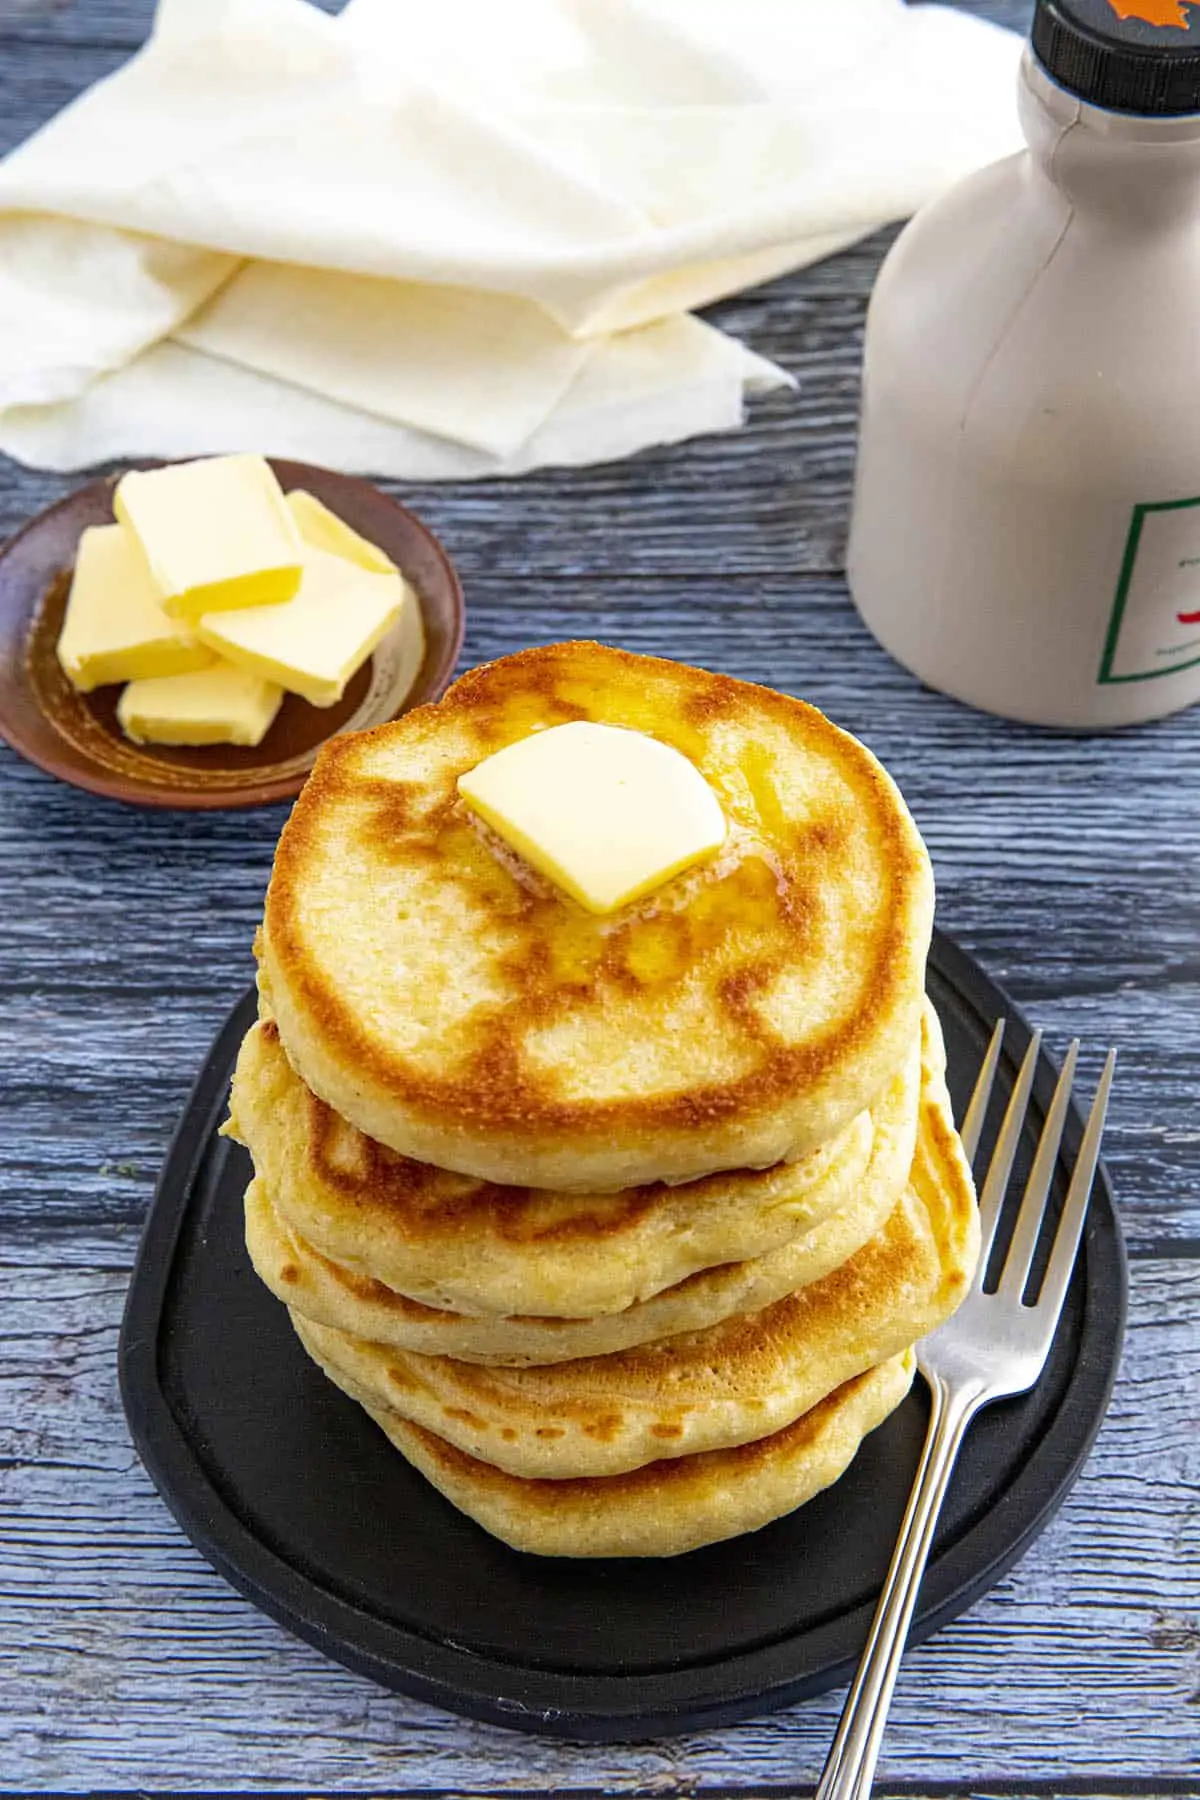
848, 0, 1200, 728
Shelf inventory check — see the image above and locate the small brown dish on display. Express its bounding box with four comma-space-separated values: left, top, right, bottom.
0, 458, 465, 810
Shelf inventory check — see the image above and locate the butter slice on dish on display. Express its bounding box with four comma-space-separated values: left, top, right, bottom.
458, 720, 727, 915
117, 663, 283, 747
287, 490, 397, 575
114, 454, 304, 623
56, 522, 212, 692
194, 548, 415, 708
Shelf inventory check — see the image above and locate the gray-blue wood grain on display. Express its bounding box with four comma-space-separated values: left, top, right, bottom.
1, 0, 1197, 1793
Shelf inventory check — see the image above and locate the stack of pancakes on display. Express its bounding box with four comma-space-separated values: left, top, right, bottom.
228, 642, 979, 1558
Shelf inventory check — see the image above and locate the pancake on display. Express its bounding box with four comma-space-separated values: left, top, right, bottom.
228, 1012, 921, 1320
290, 1033, 978, 1479
258, 641, 934, 1192
323, 1353, 917, 1559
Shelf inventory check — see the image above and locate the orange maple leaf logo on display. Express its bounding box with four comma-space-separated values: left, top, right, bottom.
1106, 0, 1193, 26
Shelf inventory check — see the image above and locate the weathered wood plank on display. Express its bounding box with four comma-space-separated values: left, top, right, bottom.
0, 41, 127, 156
1, 1244, 1195, 1790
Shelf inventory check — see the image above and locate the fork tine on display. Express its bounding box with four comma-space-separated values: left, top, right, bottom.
960, 1018, 1005, 1164
1034, 1050, 1117, 1330
976, 1028, 1042, 1275
997, 1039, 1080, 1300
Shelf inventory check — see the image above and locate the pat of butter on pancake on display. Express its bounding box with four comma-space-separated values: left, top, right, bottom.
458, 720, 726, 914
114, 454, 304, 623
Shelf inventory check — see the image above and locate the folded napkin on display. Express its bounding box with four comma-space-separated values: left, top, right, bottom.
0, 0, 1023, 479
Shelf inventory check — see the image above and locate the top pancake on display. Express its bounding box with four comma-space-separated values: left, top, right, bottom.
259, 641, 934, 1192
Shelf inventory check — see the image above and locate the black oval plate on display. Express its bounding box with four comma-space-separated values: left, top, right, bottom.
118, 930, 1126, 1740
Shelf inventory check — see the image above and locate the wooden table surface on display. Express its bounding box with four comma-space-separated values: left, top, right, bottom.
2, 1, 1197, 1793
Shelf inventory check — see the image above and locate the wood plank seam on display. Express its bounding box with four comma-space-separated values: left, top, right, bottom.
33, 1785, 1191, 1798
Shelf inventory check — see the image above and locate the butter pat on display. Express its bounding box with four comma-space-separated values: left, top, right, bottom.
114, 454, 304, 623
117, 663, 283, 747
56, 523, 213, 692
195, 548, 413, 708
458, 721, 727, 914
287, 489, 397, 575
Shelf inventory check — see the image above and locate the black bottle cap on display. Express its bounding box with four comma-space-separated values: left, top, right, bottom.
1032, 0, 1200, 113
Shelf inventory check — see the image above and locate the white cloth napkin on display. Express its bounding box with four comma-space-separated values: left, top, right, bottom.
0, 0, 1023, 480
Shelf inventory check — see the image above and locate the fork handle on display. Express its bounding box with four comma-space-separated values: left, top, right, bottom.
814, 1374, 987, 1800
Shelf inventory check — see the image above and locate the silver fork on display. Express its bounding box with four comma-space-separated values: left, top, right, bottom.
815, 1021, 1117, 1800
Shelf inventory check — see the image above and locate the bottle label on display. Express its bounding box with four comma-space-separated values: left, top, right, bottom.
1100, 496, 1200, 684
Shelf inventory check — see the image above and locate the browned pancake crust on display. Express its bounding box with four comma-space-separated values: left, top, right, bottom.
322, 1353, 918, 1556
230, 1010, 917, 1318
290, 1046, 979, 1479
395, 1361, 903, 1505
262, 1021, 672, 1244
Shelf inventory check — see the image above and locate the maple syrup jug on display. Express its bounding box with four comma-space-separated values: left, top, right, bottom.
849, 0, 1200, 728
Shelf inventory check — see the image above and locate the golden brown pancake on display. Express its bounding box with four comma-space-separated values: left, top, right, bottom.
228, 1012, 921, 1320
258, 642, 934, 1191
322, 1353, 917, 1559
290, 1036, 978, 1479
248, 1161, 901, 1364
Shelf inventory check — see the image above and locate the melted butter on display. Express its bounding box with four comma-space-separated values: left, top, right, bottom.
445, 797, 793, 997
738, 741, 786, 840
